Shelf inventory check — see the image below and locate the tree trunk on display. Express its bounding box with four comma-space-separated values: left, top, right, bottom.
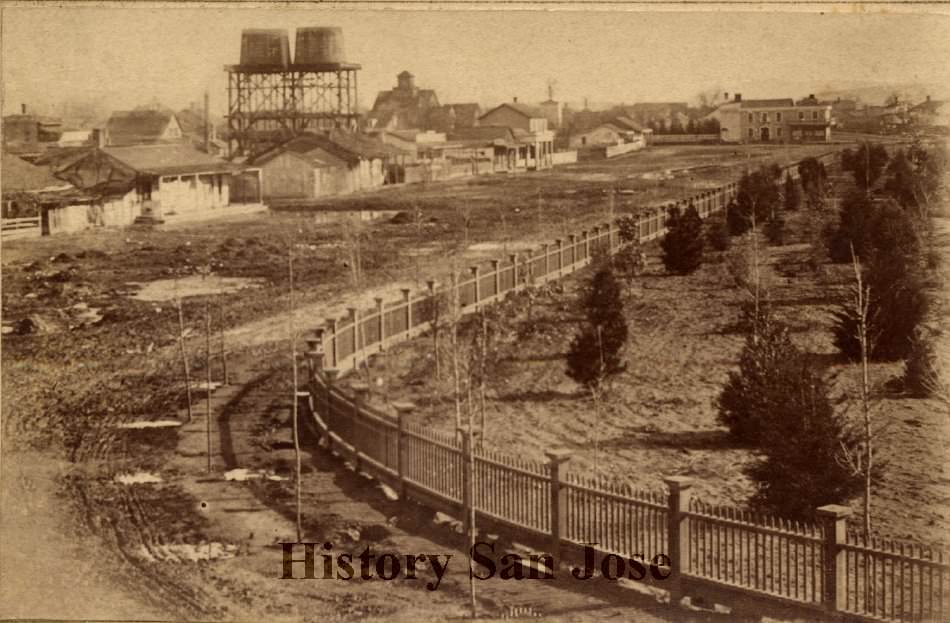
176, 298, 194, 424
290, 248, 303, 543
205, 302, 213, 473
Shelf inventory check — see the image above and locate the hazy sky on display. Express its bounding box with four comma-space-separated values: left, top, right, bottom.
3, 5, 950, 118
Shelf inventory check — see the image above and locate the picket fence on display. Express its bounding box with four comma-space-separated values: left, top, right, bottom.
300, 151, 950, 622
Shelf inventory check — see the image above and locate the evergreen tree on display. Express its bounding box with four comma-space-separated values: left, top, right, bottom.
566, 266, 628, 390
660, 204, 704, 274
730, 166, 781, 235
706, 214, 731, 252
746, 358, 863, 519
841, 142, 889, 190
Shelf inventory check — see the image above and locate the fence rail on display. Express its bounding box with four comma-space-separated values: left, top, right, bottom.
1, 216, 41, 238
300, 150, 950, 622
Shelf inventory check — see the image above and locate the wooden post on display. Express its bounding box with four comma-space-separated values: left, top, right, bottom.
326, 318, 338, 369
401, 288, 412, 337
392, 401, 414, 500
817, 504, 852, 614
508, 253, 518, 292
582, 230, 590, 261
568, 234, 577, 270
545, 449, 572, 559
555, 239, 564, 276
351, 381, 369, 473
664, 476, 694, 606
375, 297, 385, 350
459, 425, 473, 536
542, 243, 549, 280
305, 328, 325, 381
491, 259, 500, 301
347, 307, 359, 370
323, 368, 339, 452
470, 266, 480, 309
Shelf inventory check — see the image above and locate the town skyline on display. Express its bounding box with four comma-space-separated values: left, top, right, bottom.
3, 6, 950, 118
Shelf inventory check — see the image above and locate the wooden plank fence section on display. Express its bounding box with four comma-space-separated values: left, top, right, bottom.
1, 216, 41, 239
301, 150, 950, 622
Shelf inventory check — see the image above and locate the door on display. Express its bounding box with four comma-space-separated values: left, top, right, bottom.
760, 127, 770, 141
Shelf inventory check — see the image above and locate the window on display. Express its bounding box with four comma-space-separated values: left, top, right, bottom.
761, 112, 768, 122
748, 128, 754, 138
798, 111, 805, 121
748, 113, 754, 123
776, 112, 782, 122
777, 127, 783, 138
812, 111, 819, 120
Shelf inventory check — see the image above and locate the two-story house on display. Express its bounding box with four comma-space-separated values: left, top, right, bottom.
707, 94, 832, 143
478, 100, 555, 170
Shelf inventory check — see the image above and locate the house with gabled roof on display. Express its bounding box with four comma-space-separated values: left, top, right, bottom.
367, 71, 441, 131
568, 116, 645, 149
105, 110, 184, 147
249, 131, 394, 200
478, 99, 555, 170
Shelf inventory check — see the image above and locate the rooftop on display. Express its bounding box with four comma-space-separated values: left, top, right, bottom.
1, 151, 70, 192
106, 110, 178, 146
103, 143, 237, 176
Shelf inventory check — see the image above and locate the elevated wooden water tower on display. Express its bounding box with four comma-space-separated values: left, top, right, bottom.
225, 27, 361, 157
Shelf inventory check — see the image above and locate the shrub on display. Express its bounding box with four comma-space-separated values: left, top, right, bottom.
566, 266, 628, 389
827, 194, 919, 266
903, 330, 940, 398
764, 217, 785, 246
706, 214, 731, 252
660, 204, 704, 274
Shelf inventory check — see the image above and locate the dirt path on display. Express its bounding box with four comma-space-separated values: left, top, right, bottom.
148, 350, 724, 621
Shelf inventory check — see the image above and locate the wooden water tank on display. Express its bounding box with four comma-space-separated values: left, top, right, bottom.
294, 27, 345, 65
240, 29, 291, 67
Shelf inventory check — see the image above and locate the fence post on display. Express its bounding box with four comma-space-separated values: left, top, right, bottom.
323, 367, 339, 452
392, 401, 415, 500
555, 239, 564, 276
664, 476, 693, 607
508, 253, 518, 292
401, 288, 412, 337
582, 230, 590, 262
542, 243, 549, 279
326, 318, 338, 368
817, 504, 851, 614
375, 297, 385, 350
350, 381, 369, 473
545, 449, 572, 559
491, 259, 500, 301
568, 234, 577, 270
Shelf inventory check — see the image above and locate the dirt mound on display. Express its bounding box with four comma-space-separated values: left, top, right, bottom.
13, 314, 59, 335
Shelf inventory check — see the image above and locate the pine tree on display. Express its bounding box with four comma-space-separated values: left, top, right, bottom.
746, 358, 863, 519
566, 266, 628, 390
660, 204, 704, 274
841, 142, 889, 190
706, 214, 731, 252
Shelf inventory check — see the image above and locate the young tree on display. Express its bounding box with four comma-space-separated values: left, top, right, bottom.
661, 204, 704, 274
783, 171, 801, 211
566, 266, 628, 390
841, 142, 889, 191
798, 157, 827, 204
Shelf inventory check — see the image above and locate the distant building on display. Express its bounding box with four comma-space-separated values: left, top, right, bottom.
104, 110, 183, 147
424, 103, 481, 133
250, 131, 394, 200
706, 94, 831, 143
569, 116, 643, 148
2, 106, 63, 158
2, 150, 74, 220
625, 102, 690, 131
367, 71, 441, 131
910, 96, 949, 131
56, 130, 94, 148
539, 99, 563, 130
478, 100, 555, 169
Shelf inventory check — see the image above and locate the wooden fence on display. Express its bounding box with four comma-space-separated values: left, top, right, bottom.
300, 150, 950, 622
1, 216, 41, 239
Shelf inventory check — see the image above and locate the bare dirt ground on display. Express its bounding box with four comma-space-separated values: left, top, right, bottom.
366, 167, 950, 549
1, 143, 858, 620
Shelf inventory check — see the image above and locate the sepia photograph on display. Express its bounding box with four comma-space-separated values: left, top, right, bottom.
1, 2, 949, 621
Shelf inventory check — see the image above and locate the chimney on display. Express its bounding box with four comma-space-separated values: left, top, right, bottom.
21, 103, 26, 114
724, 92, 729, 102
734, 93, 742, 102
927, 95, 931, 102
809, 94, 815, 100
92, 128, 105, 148
513, 96, 518, 103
